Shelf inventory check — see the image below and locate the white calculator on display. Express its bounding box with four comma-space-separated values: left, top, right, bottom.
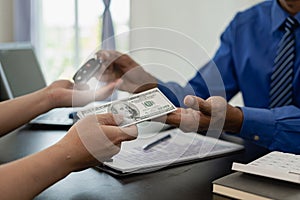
232, 151, 300, 184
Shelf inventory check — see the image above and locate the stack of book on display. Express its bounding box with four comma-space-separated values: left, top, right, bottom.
213, 151, 300, 200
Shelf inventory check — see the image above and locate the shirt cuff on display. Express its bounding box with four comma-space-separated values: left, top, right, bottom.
239, 107, 276, 147
157, 80, 182, 107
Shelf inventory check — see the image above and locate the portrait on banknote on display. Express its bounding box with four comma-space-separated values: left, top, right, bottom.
109, 101, 140, 126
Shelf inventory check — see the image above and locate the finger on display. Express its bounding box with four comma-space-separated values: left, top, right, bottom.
119, 125, 138, 141
96, 70, 119, 83
96, 59, 122, 82
96, 50, 121, 61
97, 50, 123, 73
163, 108, 201, 132
94, 81, 117, 100
74, 83, 90, 90
101, 125, 138, 144
96, 62, 115, 81
164, 109, 182, 127
95, 113, 124, 126
95, 50, 113, 68
184, 95, 211, 115
72, 88, 108, 106
152, 114, 168, 123
114, 78, 123, 89
72, 90, 94, 106
96, 50, 110, 61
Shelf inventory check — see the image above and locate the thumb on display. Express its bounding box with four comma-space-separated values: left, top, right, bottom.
184, 95, 211, 115
119, 125, 138, 141
101, 125, 138, 144
94, 81, 117, 101
74, 83, 90, 90
95, 113, 124, 126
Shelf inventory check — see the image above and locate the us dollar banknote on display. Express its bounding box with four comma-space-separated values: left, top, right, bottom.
77, 88, 177, 127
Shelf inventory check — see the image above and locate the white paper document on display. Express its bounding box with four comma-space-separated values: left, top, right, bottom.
102, 128, 244, 174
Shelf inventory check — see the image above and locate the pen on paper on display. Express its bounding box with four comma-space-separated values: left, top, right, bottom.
142, 134, 172, 151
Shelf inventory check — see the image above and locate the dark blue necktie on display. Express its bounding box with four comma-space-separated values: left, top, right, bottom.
269, 16, 298, 108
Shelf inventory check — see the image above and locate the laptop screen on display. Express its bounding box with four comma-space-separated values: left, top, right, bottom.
0, 43, 46, 99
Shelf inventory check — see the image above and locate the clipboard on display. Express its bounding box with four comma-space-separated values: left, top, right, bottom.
95, 128, 244, 176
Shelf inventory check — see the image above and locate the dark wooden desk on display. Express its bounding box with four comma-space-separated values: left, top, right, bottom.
0, 125, 269, 200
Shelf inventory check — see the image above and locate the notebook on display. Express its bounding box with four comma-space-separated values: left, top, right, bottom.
213, 172, 300, 200
232, 151, 300, 184
97, 128, 244, 176
0, 42, 75, 125
213, 151, 300, 199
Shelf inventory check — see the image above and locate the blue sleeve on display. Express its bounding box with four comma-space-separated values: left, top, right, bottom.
158, 16, 240, 105
240, 106, 300, 153
209, 16, 240, 101
157, 80, 194, 107
183, 20, 240, 102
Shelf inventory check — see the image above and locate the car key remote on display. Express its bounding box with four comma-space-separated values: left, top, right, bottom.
73, 58, 102, 84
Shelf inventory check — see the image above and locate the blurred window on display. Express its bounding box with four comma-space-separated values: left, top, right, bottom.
37, 0, 130, 83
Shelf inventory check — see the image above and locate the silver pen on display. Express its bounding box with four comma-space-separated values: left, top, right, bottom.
142, 134, 172, 151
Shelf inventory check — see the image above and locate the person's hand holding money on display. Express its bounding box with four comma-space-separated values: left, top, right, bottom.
95, 50, 158, 93
57, 113, 138, 168
165, 95, 243, 134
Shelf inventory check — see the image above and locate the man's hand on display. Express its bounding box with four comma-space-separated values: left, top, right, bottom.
95, 50, 158, 93
164, 95, 243, 133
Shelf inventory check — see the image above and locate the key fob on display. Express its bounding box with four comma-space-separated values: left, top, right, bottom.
73, 58, 102, 84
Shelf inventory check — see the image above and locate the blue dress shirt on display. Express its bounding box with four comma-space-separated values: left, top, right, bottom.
158, 0, 300, 153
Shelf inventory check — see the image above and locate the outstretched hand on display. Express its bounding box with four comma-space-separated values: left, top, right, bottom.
163, 95, 243, 133
45, 79, 118, 108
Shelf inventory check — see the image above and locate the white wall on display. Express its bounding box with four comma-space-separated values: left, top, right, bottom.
0, 0, 263, 104
129, 0, 263, 105
0, 0, 13, 42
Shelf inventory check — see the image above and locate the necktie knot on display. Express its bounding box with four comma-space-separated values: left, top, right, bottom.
284, 16, 299, 32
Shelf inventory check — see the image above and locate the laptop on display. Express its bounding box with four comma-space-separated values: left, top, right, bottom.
0, 42, 76, 125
